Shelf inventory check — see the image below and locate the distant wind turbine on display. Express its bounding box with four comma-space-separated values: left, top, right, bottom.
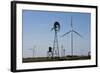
29, 46, 36, 57
61, 16, 83, 56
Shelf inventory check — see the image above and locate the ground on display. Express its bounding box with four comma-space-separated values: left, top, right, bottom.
23, 55, 91, 63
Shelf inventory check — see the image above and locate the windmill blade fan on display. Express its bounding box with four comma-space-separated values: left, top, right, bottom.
54, 22, 60, 31
61, 30, 71, 37
57, 23, 60, 31
73, 30, 83, 38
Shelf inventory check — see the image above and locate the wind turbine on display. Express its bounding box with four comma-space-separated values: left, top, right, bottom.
29, 46, 36, 58
61, 16, 83, 56
32, 46, 36, 57
61, 45, 65, 57
51, 21, 60, 58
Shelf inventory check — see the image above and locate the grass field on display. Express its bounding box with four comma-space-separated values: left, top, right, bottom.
23, 55, 91, 63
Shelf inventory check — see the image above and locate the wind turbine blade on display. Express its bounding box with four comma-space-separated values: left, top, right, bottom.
73, 30, 83, 38
71, 16, 73, 28
61, 30, 71, 37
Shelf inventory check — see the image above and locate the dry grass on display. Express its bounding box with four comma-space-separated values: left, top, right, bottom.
23, 55, 91, 63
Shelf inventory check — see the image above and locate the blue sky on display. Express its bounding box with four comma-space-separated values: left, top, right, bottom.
22, 10, 91, 58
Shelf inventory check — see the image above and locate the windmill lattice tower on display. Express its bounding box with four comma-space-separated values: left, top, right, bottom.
51, 21, 60, 58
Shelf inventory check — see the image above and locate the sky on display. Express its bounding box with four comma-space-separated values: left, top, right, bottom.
22, 10, 91, 58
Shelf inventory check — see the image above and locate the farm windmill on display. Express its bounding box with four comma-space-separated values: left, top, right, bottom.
61, 17, 83, 56
51, 21, 60, 58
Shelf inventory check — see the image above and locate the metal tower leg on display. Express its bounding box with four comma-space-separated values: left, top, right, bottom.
52, 31, 59, 58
